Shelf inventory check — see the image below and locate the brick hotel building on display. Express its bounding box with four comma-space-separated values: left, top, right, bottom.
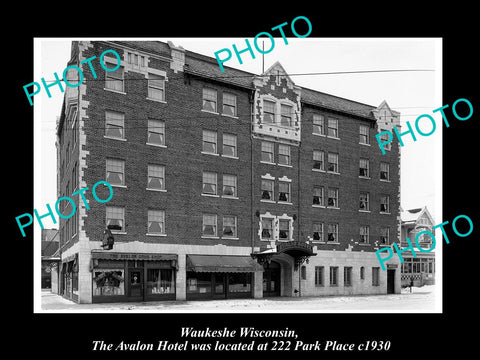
56, 40, 401, 303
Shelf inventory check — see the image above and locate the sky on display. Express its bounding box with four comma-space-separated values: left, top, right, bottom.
34, 37, 442, 229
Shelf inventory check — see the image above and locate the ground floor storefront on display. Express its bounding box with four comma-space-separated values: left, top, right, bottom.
401, 254, 436, 287
58, 244, 401, 304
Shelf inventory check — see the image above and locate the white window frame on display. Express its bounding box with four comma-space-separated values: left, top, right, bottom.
278, 144, 291, 166
202, 213, 217, 237
222, 133, 237, 158
222, 92, 237, 117
260, 215, 275, 240
313, 150, 325, 171
280, 103, 293, 127
327, 118, 339, 138
313, 186, 324, 207
202, 88, 217, 113
313, 114, 325, 135
104, 56, 124, 93
278, 181, 291, 203
327, 152, 339, 173
380, 195, 390, 213
106, 206, 125, 233
380, 227, 390, 245
359, 158, 370, 178
261, 178, 275, 202
380, 162, 390, 181
313, 222, 324, 242
105, 111, 125, 140
359, 124, 370, 144
202, 130, 217, 155
106, 158, 125, 187
261, 141, 275, 163
147, 164, 165, 191
222, 215, 237, 238
147, 72, 166, 102
202, 172, 218, 196
359, 192, 370, 211
327, 223, 339, 243
222, 174, 237, 198
262, 99, 276, 124
147, 119, 165, 147
327, 188, 339, 208
360, 225, 370, 244
380, 131, 392, 151
147, 210, 165, 235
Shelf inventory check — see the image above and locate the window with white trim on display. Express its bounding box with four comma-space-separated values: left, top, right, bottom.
327, 118, 338, 138
327, 188, 339, 208
222, 174, 237, 197
278, 144, 291, 166
261, 217, 274, 239
263, 100, 275, 124
313, 186, 324, 206
359, 192, 369, 211
360, 225, 370, 244
202, 214, 217, 237
261, 141, 274, 163
148, 73, 165, 101
280, 104, 292, 127
330, 266, 338, 286
313, 222, 323, 241
315, 266, 324, 286
359, 158, 369, 177
148, 210, 165, 234
202, 172, 217, 195
202, 88, 217, 112
327, 153, 339, 173
344, 267, 353, 286
327, 223, 338, 242
202, 130, 217, 154
147, 164, 165, 190
222, 133, 237, 157
222, 216, 237, 238
359, 124, 369, 144
105, 65, 124, 92
147, 119, 165, 146
106, 206, 125, 232
380, 162, 390, 181
380, 195, 390, 213
278, 181, 290, 202
313, 150, 324, 170
106, 158, 125, 186
278, 219, 291, 240
313, 114, 325, 135
222, 93, 237, 116
380, 131, 391, 150
105, 111, 125, 139
261, 179, 274, 200
380, 227, 390, 245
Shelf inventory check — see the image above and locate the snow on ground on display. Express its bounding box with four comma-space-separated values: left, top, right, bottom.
40, 285, 438, 313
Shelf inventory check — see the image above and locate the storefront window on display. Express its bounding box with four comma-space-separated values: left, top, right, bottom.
187, 273, 212, 294
147, 269, 175, 295
228, 273, 251, 293
215, 274, 225, 294
93, 269, 125, 296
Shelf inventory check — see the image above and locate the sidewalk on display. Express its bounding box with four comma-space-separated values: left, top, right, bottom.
39, 285, 437, 313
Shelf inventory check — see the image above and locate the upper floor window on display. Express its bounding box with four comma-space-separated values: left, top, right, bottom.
360, 225, 370, 244
380, 162, 390, 181
359, 124, 369, 144
380, 131, 391, 151
147, 120, 165, 146
148, 210, 165, 234
327, 153, 339, 173
327, 188, 339, 208
106, 158, 125, 186
359, 192, 370, 211
278, 144, 291, 166
313, 114, 325, 135
313, 222, 323, 241
263, 100, 276, 124
278, 181, 290, 202
202, 88, 217, 112
261, 141, 274, 163
280, 104, 293, 127
202, 214, 217, 237
359, 158, 370, 177
380, 227, 390, 245
148, 73, 165, 101
202, 172, 217, 195
105, 111, 125, 139
223, 133, 237, 157
313, 186, 324, 206
313, 150, 325, 170
127, 52, 146, 67
202, 130, 217, 154
147, 164, 165, 190
222, 216, 237, 238
327, 223, 338, 242
105, 64, 124, 92
380, 195, 390, 213
222, 93, 237, 117
327, 118, 338, 138
261, 217, 274, 239
106, 206, 125, 232
278, 219, 292, 240
261, 179, 274, 200
223, 174, 237, 197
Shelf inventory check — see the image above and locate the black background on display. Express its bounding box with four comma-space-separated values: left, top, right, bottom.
7, 4, 478, 358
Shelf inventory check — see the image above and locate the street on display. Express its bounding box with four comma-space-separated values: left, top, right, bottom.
40, 285, 438, 313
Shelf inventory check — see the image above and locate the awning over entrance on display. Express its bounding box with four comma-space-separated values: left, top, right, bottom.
186, 255, 264, 273
251, 241, 316, 269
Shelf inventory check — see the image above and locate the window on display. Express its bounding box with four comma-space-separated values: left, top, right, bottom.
344, 267, 352, 286
360, 226, 370, 244
315, 266, 324, 286
327, 188, 338, 208
202, 172, 217, 195
327, 118, 338, 138
380, 195, 390, 213
261, 179, 274, 200
313, 150, 324, 170
313, 222, 323, 241
222, 133, 237, 157
202, 214, 217, 237
301, 266, 307, 280
148, 73, 165, 101
359, 158, 369, 177
380, 227, 390, 245
359, 124, 369, 144
222, 93, 237, 116
147, 269, 174, 295
202, 88, 217, 112
106, 206, 125, 232
280, 104, 292, 127
278, 144, 291, 166
278, 219, 291, 240
360, 266, 365, 280
380, 162, 390, 181
380, 131, 391, 151
313, 114, 325, 135
327, 223, 338, 242
278, 181, 290, 202
106, 158, 125, 186
261, 217, 274, 239
222, 174, 237, 197
105, 111, 125, 139
313, 186, 324, 206
105, 65, 124, 92
222, 216, 237, 237
72, 162, 78, 191
261, 141, 274, 163
148, 210, 165, 234
263, 100, 275, 124
330, 266, 338, 286
147, 120, 165, 146
372, 267, 380, 286
327, 153, 339, 173
147, 164, 165, 190
203, 130, 217, 154
359, 192, 370, 211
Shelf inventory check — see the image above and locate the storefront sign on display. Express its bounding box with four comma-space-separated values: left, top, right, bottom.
91, 252, 177, 262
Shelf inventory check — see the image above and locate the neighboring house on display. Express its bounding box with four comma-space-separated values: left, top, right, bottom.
400, 206, 436, 286
41, 229, 60, 289
56, 40, 401, 304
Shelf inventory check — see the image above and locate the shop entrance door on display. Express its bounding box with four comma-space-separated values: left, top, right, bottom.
129, 268, 144, 300
387, 269, 395, 294
263, 261, 281, 297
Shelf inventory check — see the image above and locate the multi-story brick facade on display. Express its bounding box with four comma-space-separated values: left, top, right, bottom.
56, 40, 401, 304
